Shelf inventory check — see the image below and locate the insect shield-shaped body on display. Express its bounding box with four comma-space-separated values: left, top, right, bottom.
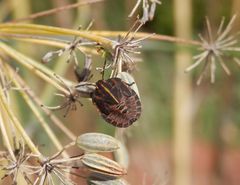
91, 78, 141, 128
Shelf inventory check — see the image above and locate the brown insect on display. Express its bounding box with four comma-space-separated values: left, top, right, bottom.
91, 78, 141, 128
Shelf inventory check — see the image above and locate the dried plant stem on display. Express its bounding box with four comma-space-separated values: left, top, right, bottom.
0, 42, 69, 95
0, 1, 9, 22
0, 61, 16, 155
173, 0, 193, 184
51, 141, 75, 158
8, 64, 76, 141
118, 58, 122, 74
0, 42, 76, 142
6, 65, 68, 158
0, 88, 41, 155
9, 0, 104, 23
0, 110, 16, 160
20, 38, 98, 55
0, 24, 113, 49
0, 24, 202, 56
38, 97, 77, 141
0, 29, 201, 47
87, 31, 202, 46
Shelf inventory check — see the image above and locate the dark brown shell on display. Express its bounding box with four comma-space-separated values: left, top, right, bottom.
91, 78, 141, 128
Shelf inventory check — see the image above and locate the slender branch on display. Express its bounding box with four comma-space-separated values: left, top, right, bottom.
87, 31, 202, 46
0, 24, 201, 47
0, 33, 98, 55
8, 0, 105, 23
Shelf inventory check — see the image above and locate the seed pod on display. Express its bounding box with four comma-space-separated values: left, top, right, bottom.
81, 153, 127, 177
91, 78, 141, 128
76, 133, 120, 152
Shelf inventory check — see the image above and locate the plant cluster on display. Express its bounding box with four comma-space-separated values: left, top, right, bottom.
0, 0, 239, 184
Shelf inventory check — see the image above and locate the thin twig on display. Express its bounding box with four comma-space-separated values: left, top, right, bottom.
87, 31, 202, 46
8, 0, 105, 23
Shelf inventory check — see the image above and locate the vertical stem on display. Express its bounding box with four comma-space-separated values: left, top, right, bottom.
117, 58, 122, 74
10, 0, 31, 20
173, 0, 193, 185
232, 0, 240, 29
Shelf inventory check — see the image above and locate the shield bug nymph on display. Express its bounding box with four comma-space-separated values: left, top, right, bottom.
91, 78, 141, 128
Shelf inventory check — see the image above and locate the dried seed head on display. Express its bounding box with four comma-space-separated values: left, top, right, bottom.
81, 153, 127, 177
185, 15, 240, 85
76, 133, 120, 152
0, 142, 37, 185
128, 0, 161, 23
111, 21, 153, 76
42, 33, 96, 65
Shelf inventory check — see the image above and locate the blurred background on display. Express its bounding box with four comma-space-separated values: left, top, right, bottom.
0, 0, 240, 185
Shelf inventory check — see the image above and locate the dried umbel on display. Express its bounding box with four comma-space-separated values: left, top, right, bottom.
185, 15, 240, 85
129, 0, 162, 23
41, 74, 84, 117
91, 78, 141, 128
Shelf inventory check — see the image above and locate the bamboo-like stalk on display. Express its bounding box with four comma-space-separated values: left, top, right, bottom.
173, 0, 193, 185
